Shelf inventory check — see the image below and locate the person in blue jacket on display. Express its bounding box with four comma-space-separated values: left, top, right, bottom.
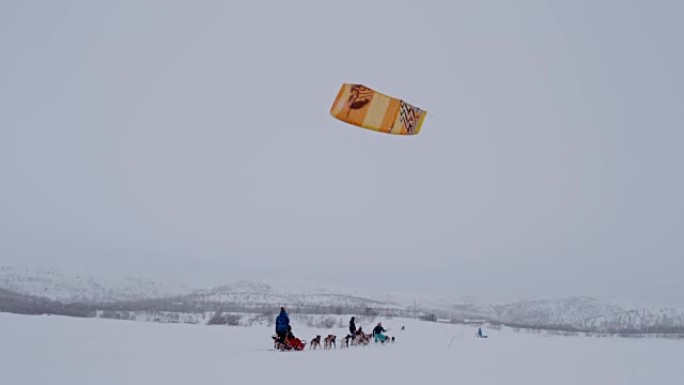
275, 307, 290, 344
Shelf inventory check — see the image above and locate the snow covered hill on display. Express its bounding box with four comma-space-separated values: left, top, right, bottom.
578, 308, 684, 334
1, 265, 683, 335
186, 280, 402, 311
0, 266, 111, 303
0, 265, 194, 303
0, 266, 404, 313
492, 296, 625, 327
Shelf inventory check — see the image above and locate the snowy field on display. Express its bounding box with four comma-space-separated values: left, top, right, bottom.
1, 312, 681, 385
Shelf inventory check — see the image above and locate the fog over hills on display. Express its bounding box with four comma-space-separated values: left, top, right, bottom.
0, 265, 193, 303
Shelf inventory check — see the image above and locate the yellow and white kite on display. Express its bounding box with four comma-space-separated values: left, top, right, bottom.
330, 83, 427, 135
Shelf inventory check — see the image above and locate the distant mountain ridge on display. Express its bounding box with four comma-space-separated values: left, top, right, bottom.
1, 265, 683, 335
493, 296, 625, 326
0, 266, 404, 316
0, 266, 194, 303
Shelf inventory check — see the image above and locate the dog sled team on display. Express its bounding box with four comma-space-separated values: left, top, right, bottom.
272, 307, 396, 352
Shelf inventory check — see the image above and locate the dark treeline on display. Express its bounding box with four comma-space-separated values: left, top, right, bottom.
0, 288, 411, 320
482, 321, 684, 336
0, 288, 95, 318
98, 297, 411, 319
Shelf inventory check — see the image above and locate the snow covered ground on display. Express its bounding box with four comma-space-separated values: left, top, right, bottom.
1, 312, 681, 385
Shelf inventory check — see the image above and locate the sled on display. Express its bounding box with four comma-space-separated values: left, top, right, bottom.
272, 335, 306, 351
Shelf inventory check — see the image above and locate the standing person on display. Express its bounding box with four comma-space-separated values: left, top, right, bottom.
349, 316, 357, 336
275, 307, 290, 345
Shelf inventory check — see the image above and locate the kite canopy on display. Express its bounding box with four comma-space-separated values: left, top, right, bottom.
330, 83, 426, 135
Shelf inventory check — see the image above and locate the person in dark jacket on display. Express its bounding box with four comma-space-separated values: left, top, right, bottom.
349, 316, 357, 336
373, 322, 388, 342
275, 307, 290, 344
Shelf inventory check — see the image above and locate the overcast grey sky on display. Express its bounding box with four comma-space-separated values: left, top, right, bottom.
1, 0, 682, 304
